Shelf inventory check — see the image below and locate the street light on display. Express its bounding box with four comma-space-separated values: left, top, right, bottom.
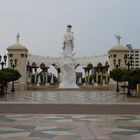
0, 55, 7, 95
0, 55, 7, 69
124, 55, 133, 96
112, 54, 121, 92
10, 58, 17, 92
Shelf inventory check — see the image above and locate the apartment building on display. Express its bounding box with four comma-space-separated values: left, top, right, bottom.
127, 44, 140, 68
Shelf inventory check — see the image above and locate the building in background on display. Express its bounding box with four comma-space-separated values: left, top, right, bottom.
5, 34, 140, 91
126, 44, 140, 69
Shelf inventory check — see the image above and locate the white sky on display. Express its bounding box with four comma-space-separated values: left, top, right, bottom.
0, 0, 140, 57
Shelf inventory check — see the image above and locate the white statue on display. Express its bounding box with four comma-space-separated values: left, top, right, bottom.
62, 25, 74, 57
59, 25, 79, 88
115, 34, 122, 44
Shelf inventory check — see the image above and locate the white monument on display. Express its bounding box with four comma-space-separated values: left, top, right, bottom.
59, 25, 79, 88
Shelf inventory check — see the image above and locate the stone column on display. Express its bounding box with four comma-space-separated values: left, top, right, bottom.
83, 67, 88, 85
51, 74, 54, 84
45, 72, 47, 86
28, 67, 33, 85
37, 74, 41, 86
27, 72, 31, 84
91, 78, 94, 84
56, 67, 61, 84
34, 68, 37, 84
100, 73, 103, 85
87, 69, 90, 85
96, 73, 98, 84
45, 67, 49, 85
85, 71, 88, 85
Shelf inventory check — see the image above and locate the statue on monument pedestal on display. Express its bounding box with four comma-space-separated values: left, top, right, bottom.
115, 34, 122, 44
59, 25, 79, 88
62, 25, 74, 57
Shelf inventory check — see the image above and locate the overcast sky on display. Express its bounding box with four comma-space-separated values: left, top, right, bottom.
0, 0, 140, 57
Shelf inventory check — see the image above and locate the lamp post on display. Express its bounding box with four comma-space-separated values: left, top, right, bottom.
124, 55, 133, 96
0, 55, 7, 95
10, 58, 17, 92
112, 54, 121, 92
0, 55, 7, 70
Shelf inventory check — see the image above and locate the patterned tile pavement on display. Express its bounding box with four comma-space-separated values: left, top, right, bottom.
0, 114, 140, 140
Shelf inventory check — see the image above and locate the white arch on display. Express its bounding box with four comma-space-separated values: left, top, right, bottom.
75, 65, 85, 77
48, 65, 58, 77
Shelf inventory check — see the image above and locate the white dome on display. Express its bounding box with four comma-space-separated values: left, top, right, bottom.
7, 43, 28, 51
108, 44, 129, 52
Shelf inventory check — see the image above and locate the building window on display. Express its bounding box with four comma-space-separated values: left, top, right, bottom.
9, 54, 13, 57
21, 54, 24, 57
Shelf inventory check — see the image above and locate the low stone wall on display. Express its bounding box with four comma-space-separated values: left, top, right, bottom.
27, 84, 115, 91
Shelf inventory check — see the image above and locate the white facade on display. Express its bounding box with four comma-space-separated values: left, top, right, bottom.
108, 44, 129, 70
7, 43, 28, 91
127, 44, 140, 68
27, 54, 109, 68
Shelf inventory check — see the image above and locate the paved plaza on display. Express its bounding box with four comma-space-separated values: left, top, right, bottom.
0, 114, 140, 140
0, 90, 140, 104
0, 90, 140, 140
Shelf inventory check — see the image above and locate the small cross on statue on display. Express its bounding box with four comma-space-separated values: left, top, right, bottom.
115, 34, 122, 44
17, 32, 20, 43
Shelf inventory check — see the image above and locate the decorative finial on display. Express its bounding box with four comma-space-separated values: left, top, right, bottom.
17, 32, 20, 43
115, 34, 122, 44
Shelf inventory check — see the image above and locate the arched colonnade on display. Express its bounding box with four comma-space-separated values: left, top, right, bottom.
27, 61, 110, 86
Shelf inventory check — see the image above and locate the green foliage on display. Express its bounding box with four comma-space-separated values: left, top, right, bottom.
110, 68, 127, 82
123, 69, 140, 83
110, 68, 140, 89
0, 68, 21, 94
123, 69, 140, 89
0, 68, 21, 83
132, 69, 140, 83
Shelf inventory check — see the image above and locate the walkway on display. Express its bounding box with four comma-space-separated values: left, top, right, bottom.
0, 104, 140, 114
0, 90, 140, 140
0, 90, 139, 104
